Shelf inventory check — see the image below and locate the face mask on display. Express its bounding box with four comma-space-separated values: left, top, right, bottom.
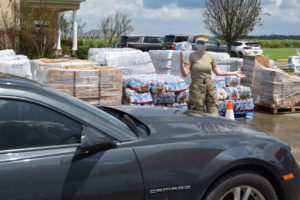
196, 44, 207, 51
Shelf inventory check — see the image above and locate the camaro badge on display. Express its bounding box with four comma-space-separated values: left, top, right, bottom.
150, 185, 191, 194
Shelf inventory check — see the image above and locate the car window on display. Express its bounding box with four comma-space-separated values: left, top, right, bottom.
127, 36, 141, 43
246, 42, 260, 47
175, 36, 188, 42
119, 36, 128, 43
157, 37, 164, 43
209, 38, 218, 45
0, 99, 83, 151
233, 42, 242, 46
43, 87, 134, 136
144, 37, 162, 43
164, 36, 175, 43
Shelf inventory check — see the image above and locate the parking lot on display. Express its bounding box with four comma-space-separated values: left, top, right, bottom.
242, 112, 300, 165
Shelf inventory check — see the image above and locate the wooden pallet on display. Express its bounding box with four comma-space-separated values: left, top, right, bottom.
255, 104, 300, 114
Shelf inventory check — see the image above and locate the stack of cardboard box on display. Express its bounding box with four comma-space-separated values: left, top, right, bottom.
33, 60, 122, 106
241, 55, 300, 107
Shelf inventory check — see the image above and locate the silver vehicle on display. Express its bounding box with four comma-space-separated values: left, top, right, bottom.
231, 41, 263, 57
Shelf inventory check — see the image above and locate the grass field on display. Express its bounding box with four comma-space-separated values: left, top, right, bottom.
262, 48, 297, 60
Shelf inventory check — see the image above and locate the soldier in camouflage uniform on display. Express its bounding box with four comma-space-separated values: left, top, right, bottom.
180, 34, 246, 115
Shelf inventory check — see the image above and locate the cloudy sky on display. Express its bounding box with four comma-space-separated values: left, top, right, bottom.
70, 0, 300, 36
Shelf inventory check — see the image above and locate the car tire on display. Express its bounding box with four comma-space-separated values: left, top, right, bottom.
230, 52, 237, 57
239, 52, 244, 58
204, 171, 278, 200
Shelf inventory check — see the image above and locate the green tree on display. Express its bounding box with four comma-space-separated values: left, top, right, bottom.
203, 0, 268, 54
99, 11, 134, 46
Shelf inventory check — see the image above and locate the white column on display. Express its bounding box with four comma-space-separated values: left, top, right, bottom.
56, 13, 62, 52
72, 10, 78, 52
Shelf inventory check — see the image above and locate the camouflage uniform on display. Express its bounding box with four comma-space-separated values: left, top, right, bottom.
188, 78, 219, 114
185, 51, 219, 115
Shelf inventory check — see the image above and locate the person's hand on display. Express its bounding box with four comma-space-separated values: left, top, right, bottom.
180, 51, 183, 63
235, 71, 246, 78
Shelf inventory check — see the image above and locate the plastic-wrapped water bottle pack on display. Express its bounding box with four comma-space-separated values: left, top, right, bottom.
218, 99, 255, 113
176, 90, 190, 103
225, 76, 241, 87
123, 88, 153, 104
217, 87, 228, 100
123, 74, 187, 93
234, 99, 255, 112
225, 87, 240, 100
237, 85, 252, 99
213, 76, 226, 88
151, 80, 166, 93
153, 92, 176, 105
218, 100, 227, 113
0, 50, 32, 79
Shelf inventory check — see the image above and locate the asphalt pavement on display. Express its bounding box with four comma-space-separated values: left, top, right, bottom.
240, 112, 300, 165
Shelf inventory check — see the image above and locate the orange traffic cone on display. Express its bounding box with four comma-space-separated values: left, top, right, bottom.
225, 100, 235, 120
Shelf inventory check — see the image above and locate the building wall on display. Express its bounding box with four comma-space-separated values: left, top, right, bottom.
0, 0, 20, 28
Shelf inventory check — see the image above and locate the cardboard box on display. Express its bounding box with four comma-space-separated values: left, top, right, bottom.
100, 96, 122, 106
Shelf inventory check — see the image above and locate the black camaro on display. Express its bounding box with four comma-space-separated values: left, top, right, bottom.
0, 73, 299, 200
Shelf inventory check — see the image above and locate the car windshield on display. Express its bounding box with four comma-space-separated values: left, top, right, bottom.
164, 36, 175, 43
246, 42, 260, 47
43, 87, 134, 135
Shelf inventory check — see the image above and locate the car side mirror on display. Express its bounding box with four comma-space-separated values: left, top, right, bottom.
81, 127, 116, 152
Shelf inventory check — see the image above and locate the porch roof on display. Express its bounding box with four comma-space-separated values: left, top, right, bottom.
21, 0, 86, 11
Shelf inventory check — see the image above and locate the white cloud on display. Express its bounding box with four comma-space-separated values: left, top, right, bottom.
71, 0, 300, 35
143, 3, 203, 21
263, 0, 300, 23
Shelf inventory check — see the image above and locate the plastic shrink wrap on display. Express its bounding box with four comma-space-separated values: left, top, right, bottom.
176, 90, 189, 103
123, 74, 187, 93
234, 99, 255, 112
225, 76, 241, 87
241, 55, 300, 107
0, 50, 31, 79
217, 87, 228, 100
218, 99, 254, 113
88, 48, 155, 75
149, 50, 173, 73
175, 42, 192, 51
0, 49, 15, 57
225, 87, 239, 100
32, 60, 122, 106
213, 75, 226, 88
153, 92, 176, 104
31, 59, 99, 81
230, 58, 243, 72
123, 88, 153, 104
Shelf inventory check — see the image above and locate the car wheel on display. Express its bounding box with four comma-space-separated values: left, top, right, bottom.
239, 52, 244, 58
204, 171, 278, 200
230, 52, 237, 57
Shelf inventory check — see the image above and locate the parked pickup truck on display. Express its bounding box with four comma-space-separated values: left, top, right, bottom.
117, 35, 164, 51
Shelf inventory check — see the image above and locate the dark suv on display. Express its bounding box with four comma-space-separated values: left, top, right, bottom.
117, 35, 164, 51
161, 34, 193, 50
117, 36, 129, 48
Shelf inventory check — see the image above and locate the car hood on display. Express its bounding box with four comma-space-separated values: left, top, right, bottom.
108, 106, 269, 140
